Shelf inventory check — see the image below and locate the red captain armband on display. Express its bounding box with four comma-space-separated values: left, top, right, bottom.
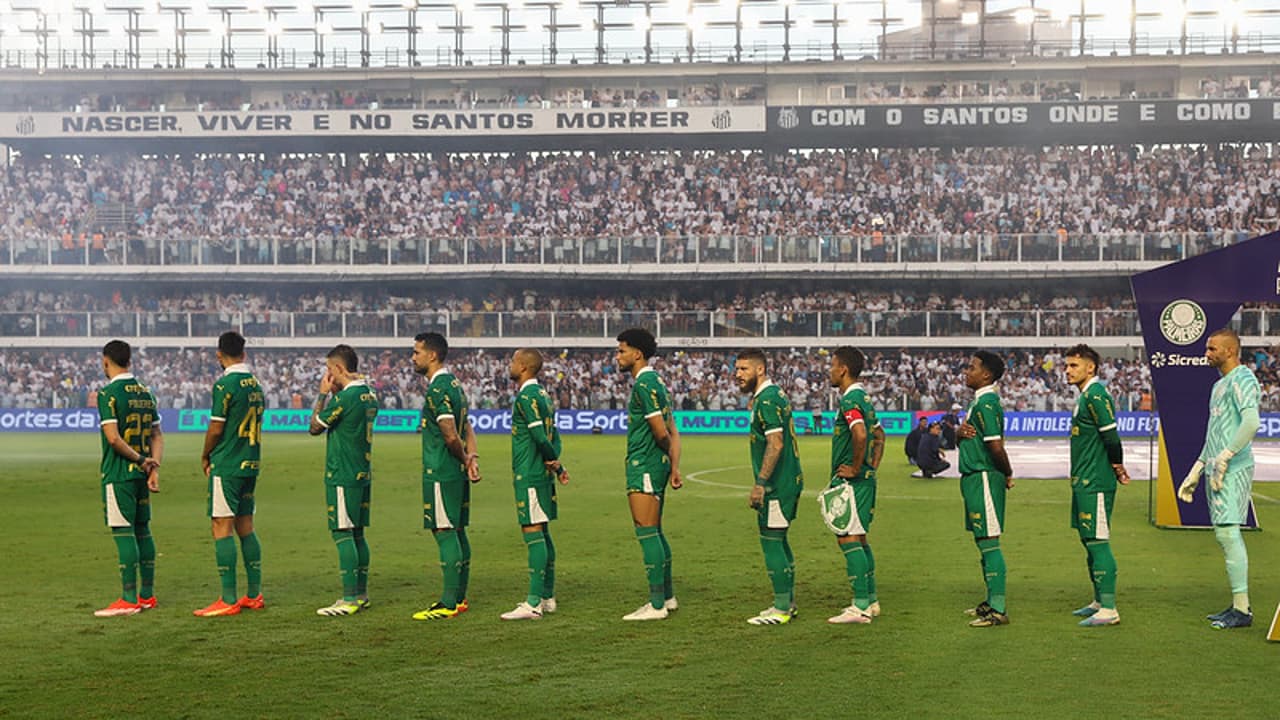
843, 408, 864, 427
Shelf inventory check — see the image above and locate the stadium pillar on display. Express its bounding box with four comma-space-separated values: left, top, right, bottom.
644, 2, 653, 63
783, 4, 791, 62
595, 3, 604, 64
733, 2, 741, 62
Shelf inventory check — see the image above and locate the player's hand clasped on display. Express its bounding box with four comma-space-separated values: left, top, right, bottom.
956, 422, 977, 440
1178, 460, 1205, 503
1112, 463, 1130, 486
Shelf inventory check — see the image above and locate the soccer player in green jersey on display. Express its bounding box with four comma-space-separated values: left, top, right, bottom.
500, 348, 571, 621
194, 331, 266, 618
955, 350, 1015, 628
410, 332, 482, 621
94, 340, 164, 617
1178, 328, 1262, 630
309, 344, 379, 617
735, 348, 804, 626
1063, 344, 1130, 627
822, 347, 886, 625
616, 328, 683, 622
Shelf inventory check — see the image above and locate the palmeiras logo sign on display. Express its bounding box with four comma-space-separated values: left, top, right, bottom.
15, 116, 35, 136
1159, 299, 1207, 345
777, 107, 800, 130
711, 110, 732, 130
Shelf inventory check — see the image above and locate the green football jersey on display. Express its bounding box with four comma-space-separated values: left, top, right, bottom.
749, 381, 804, 495
317, 379, 378, 486
421, 369, 470, 483
97, 373, 160, 485
959, 385, 1005, 476
208, 363, 264, 478
512, 379, 561, 483
830, 383, 879, 482
626, 367, 673, 472
1070, 378, 1120, 490
1201, 365, 1261, 471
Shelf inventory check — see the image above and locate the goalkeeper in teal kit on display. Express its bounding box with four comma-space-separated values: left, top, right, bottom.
1178, 329, 1261, 630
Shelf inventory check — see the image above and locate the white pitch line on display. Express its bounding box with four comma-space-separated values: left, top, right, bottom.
685, 465, 752, 489
1252, 491, 1280, 504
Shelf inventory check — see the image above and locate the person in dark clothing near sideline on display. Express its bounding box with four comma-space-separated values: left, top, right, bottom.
913, 423, 951, 478
905, 417, 928, 467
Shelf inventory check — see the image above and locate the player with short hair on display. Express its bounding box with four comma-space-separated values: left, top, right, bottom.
822, 346, 886, 624
500, 348, 570, 621
94, 340, 164, 617
616, 328, 682, 621
1178, 328, 1262, 630
955, 350, 1015, 627
410, 332, 482, 621
194, 331, 266, 617
1063, 343, 1130, 627
735, 348, 804, 626
309, 344, 379, 617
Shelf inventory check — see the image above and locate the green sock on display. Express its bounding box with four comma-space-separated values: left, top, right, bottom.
240, 531, 262, 598
760, 529, 794, 611
862, 541, 877, 605
435, 529, 462, 608
457, 528, 472, 601
977, 538, 1006, 614
522, 529, 548, 607
635, 526, 665, 610
841, 542, 871, 611
1082, 539, 1099, 604
215, 536, 238, 604
658, 528, 674, 600
111, 528, 139, 603
541, 527, 556, 599
352, 528, 369, 598
331, 530, 358, 603
135, 524, 155, 600
781, 534, 796, 608
1086, 540, 1117, 610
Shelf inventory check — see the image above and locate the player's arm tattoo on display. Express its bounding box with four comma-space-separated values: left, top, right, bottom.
757, 432, 783, 486
308, 394, 329, 435
438, 416, 470, 464
985, 437, 1014, 477
870, 425, 886, 469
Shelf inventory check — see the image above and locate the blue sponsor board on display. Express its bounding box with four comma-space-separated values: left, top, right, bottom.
11, 407, 1279, 441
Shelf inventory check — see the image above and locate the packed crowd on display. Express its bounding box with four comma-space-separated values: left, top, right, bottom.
2, 146, 1274, 260
0, 285, 1149, 340
10, 345, 1273, 417
858, 79, 1083, 103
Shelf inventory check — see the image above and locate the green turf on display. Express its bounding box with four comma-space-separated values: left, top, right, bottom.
1, 432, 1275, 719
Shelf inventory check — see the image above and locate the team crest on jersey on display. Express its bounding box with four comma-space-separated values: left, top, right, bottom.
1158, 299, 1207, 346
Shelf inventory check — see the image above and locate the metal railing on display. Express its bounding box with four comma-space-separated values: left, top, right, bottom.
0, 308, 1189, 340
0, 231, 1249, 268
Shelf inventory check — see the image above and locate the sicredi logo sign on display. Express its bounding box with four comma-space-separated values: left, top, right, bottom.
1148, 351, 1210, 369
1158, 299, 1207, 346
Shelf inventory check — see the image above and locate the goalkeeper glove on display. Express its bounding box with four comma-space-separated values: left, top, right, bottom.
1210, 450, 1234, 492
1178, 461, 1204, 503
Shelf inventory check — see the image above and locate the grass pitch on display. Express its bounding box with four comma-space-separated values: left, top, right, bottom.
1, 432, 1275, 719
